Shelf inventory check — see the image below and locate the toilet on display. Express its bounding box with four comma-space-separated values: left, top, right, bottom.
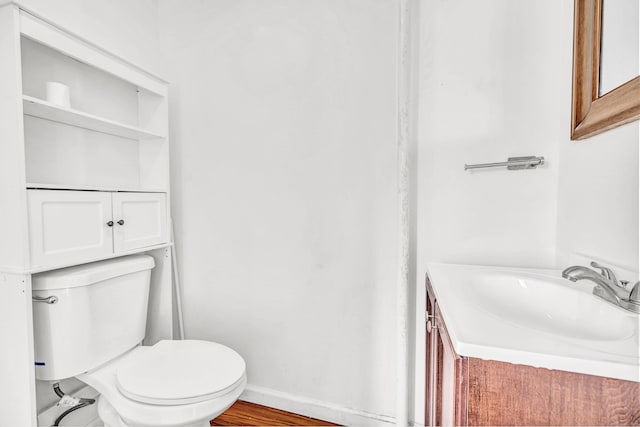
31, 255, 246, 427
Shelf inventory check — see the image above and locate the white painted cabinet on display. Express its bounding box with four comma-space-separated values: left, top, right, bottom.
28, 190, 113, 267
112, 192, 168, 252
28, 190, 167, 268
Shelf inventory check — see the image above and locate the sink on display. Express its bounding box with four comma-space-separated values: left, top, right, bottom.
426, 262, 640, 382
467, 271, 636, 341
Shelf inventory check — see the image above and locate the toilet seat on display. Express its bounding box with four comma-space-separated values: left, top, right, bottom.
77, 340, 247, 427
116, 340, 246, 405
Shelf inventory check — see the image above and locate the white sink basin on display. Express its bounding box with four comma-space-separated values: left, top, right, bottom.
426, 262, 640, 382
467, 271, 636, 341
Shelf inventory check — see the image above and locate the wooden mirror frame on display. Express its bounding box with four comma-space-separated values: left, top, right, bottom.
571, 0, 640, 140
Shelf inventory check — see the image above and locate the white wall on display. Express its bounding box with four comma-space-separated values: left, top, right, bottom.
157, 0, 398, 422
12, 0, 162, 73
556, 115, 639, 266
416, 0, 566, 271
413, 0, 638, 423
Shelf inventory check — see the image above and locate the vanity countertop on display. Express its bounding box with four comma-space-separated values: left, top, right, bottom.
426, 262, 640, 382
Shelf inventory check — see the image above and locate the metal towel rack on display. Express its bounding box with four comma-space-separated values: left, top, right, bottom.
464, 156, 544, 171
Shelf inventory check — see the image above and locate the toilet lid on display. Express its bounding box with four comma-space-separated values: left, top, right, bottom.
116, 340, 246, 405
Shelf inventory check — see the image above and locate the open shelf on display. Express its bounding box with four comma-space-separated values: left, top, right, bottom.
22, 95, 165, 140
26, 182, 167, 193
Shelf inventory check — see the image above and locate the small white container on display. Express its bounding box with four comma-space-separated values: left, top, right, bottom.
45, 81, 71, 107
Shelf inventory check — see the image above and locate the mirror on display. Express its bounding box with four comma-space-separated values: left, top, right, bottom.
571, 0, 640, 140
599, 0, 638, 95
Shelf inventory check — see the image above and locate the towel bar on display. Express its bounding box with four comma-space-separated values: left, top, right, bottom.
464, 156, 544, 171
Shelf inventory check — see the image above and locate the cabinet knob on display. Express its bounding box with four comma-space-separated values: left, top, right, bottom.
117, 219, 125, 226
427, 319, 438, 334
106, 221, 114, 227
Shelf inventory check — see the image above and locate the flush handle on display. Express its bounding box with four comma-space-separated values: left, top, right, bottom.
33, 296, 58, 304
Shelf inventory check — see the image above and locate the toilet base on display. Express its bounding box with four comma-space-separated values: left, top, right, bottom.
97, 397, 217, 427
97, 397, 126, 427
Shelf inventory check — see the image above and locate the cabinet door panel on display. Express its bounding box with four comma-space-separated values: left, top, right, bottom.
28, 190, 113, 267
112, 192, 167, 252
426, 280, 440, 426
426, 296, 468, 426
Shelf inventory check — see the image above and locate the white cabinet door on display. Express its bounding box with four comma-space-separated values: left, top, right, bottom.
27, 190, 114, 268
112, 192, 167, 252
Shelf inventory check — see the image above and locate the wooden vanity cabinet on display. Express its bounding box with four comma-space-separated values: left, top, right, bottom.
426, 278, 467, 426
425, 277, 640, 426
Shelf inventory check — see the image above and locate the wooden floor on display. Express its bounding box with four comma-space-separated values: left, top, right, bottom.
211, 401, 339, 426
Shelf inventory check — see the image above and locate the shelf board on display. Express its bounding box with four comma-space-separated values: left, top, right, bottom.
27, 242, 174, 274
26, 183, 168, 193
22, 95, 165, 140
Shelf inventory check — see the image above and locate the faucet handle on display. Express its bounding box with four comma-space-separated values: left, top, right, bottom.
590, 261, 619, 285
630, 281, 640, 302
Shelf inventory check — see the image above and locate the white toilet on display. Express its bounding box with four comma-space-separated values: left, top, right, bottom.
32, 255, 246, 427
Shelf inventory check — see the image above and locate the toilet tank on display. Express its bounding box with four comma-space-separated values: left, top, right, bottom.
32, 255, 155, 381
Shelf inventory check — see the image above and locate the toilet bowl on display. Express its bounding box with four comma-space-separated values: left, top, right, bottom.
78, 340, 247, 427
31, 256, 247, 427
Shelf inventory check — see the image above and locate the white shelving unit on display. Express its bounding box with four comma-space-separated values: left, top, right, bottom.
0, 4, 174, 425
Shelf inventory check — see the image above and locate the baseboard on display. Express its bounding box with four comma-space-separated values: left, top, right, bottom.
240, 384, 395, 427
37, 385, 102, 427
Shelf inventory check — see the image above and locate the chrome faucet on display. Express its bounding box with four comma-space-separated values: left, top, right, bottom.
562, 262, 640, 313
